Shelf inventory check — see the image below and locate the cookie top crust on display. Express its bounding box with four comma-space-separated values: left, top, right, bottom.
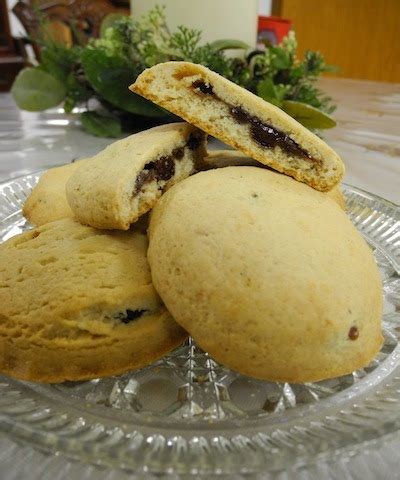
204, 149, 345, 209
147, 166, 382, 383
0, 218, 160, 335
0, 218, 188, 382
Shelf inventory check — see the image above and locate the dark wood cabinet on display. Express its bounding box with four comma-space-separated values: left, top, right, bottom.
0, 0, 14, 52
0, 0, 25, 91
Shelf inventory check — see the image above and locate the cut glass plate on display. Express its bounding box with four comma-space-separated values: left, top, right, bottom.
0, 171, 399, 476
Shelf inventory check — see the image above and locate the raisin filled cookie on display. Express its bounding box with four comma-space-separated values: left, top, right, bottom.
66, 123, 207, 230
0, 218, 187, 383
131, 62, 344, 192
147, 167, 382, 383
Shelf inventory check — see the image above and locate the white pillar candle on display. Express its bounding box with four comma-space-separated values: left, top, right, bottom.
130, 0, 259, 48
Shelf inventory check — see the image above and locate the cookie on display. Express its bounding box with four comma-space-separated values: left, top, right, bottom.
66, 123, 207, 230
326, 184, 346, 210
131, 62, 344, 192
205, 149, 345, 209
0, 218, 187, 383
147, 167, 383, 383
23, 161, 83, 226
204, 149, 261, 169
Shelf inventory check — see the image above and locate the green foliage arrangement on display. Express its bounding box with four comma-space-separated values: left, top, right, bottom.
11, 6, 337, 137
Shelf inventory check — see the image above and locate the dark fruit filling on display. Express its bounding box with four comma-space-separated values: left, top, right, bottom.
114, 309, 147, 324
187, 132, 203, 151
135, 169, 155, 192
134, 147, 189, 193
192, 79, 214, 95
151, 155, 176, 182
230, 106, 317, 163
191, 79, 319, 164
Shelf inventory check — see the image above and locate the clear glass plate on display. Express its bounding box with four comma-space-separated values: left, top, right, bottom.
0, 171, 399, 476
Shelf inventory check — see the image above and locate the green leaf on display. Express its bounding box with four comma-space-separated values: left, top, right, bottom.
39, 45, 78, 82
63, 97, 75, 114
257, 78, 277, 103
80, 111, 122, 137
210, 39, 250, 52
11, 67, 67, 111
66, 72, 92, 103
289, 65, 304, 80
281, 100, 336, 129
81, 48, 164, 117
100, 13, 127, 38
256, 78, 285, 107
270, 47, 290, 69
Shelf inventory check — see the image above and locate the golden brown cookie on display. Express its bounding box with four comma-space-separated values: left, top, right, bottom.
0, 218, 187, 383
66, 123, 207, 230
147, 167, 382, 383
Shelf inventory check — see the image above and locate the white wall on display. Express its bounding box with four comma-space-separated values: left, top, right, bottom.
259, 0, 272, 15
6, 0, 273, 39
7, 0, 273, 37
131, 0, 261, 47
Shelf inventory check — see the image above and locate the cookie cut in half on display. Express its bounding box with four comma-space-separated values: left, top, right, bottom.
148, 167, 382, 383
24, 161, 150, 232
0, 218, 187, 383
66, 123, 207, 230
23, 161, 83, 226
131, 62, 344, 192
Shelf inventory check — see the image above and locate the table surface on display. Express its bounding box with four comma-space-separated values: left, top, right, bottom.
0, 77, 399, 479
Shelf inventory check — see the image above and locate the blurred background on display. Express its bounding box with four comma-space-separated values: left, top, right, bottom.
1, 0, 399, 91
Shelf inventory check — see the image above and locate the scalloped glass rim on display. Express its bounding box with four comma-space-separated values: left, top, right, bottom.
0, 170, 399, 476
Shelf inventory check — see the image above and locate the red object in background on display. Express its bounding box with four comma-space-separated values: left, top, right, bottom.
258, 16, 292, 47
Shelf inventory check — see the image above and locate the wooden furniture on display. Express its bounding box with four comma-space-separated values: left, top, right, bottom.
0, 0, 25, 91
273, 0, 400, 83
12, 0, 130, 59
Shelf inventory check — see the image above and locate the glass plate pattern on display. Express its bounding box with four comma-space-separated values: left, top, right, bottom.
0, 171, 399, 476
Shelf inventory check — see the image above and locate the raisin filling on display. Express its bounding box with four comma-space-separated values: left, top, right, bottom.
192, 79, 214, 95
191, 80, 319, 164
230, 107, 318, 163
147, 156, 175, 182
135, 170, 155, 192
187, 132, 203, 150
134, 146, 189, 194
114, 309, 147, 324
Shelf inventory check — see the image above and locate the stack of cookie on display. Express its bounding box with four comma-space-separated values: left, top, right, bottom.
0, 62, 382, 384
